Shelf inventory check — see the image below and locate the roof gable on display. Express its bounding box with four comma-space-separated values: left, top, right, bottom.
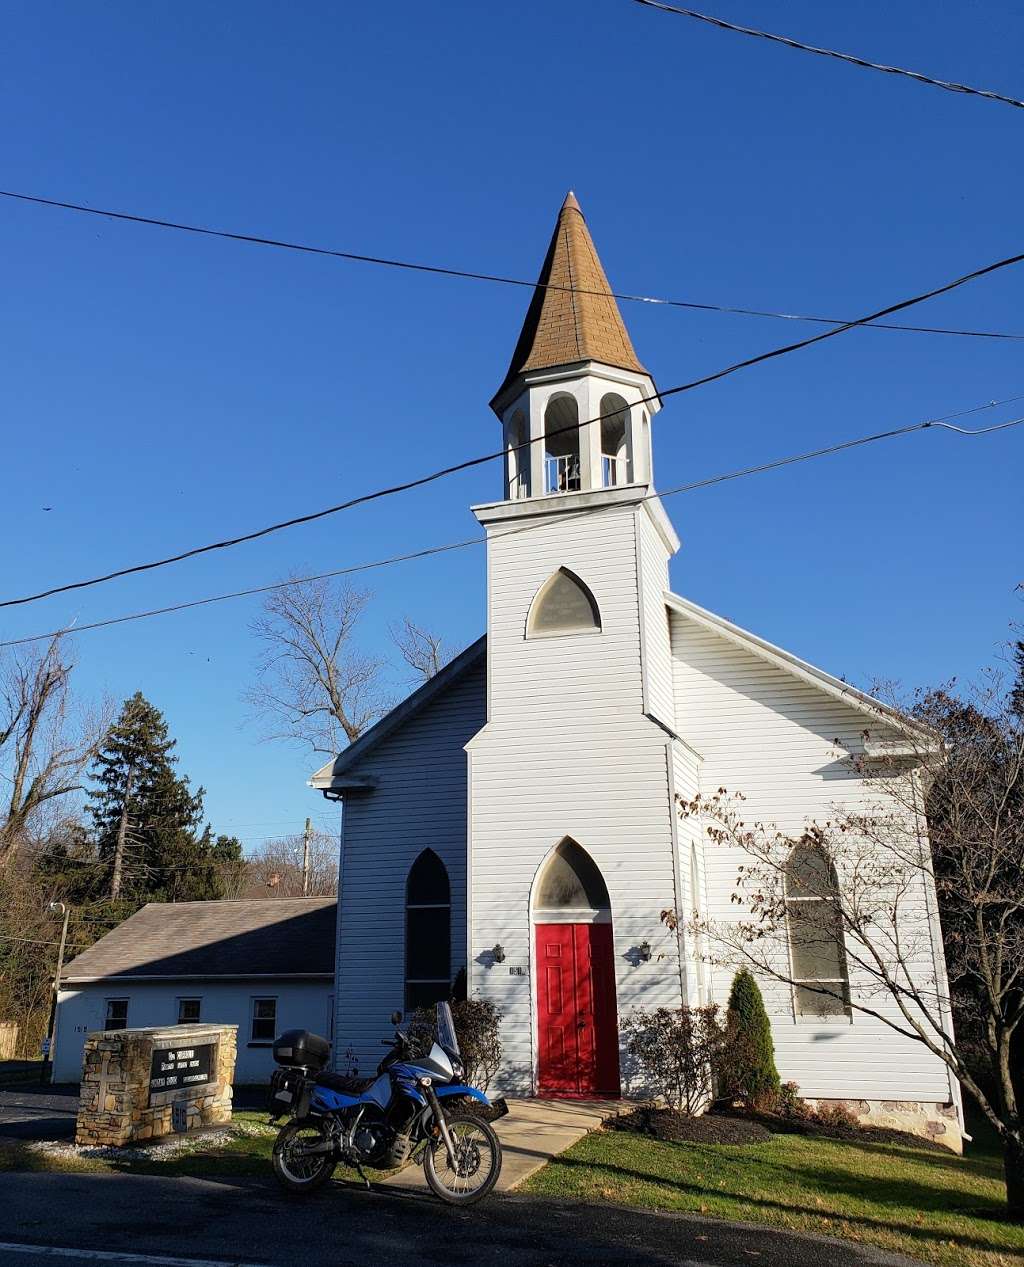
665, 591, 932, 746
310, 636, 486, 790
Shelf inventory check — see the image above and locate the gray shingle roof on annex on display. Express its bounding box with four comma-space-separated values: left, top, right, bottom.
61, 897, 337, 982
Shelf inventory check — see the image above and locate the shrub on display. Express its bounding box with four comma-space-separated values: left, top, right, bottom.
778, 1080, 809, 1119
721, 969, 781, 1108
622, 1005, 725, 1115
811, 1100, 861, 1133
409, 997, 503, 1092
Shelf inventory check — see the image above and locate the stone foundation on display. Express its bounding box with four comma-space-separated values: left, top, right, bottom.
76, 1024, 237, 1147
803, 1097, 963, 1153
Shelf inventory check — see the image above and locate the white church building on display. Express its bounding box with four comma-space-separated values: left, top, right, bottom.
312, 194, 961, 1147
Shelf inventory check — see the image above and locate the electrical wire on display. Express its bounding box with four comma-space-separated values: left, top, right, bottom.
2, 402, 1019, 651
630, 0, 1024, 111
4, 240, 1024, 615
1, 188, 1021, 343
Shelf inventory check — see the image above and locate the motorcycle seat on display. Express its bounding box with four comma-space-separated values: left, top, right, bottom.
315, 1071, 375, 1095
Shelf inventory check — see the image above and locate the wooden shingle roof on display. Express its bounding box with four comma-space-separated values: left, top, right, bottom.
491, 192, 649, 407
61, 897, 336, 981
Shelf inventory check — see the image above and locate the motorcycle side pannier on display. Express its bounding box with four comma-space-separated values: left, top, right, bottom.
272, 1029, 330, 1071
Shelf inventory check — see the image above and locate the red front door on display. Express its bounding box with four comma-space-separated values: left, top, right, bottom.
536, 922, 619, 1096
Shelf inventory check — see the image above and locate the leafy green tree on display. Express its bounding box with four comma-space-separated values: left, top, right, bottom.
722, 969, 781, 1107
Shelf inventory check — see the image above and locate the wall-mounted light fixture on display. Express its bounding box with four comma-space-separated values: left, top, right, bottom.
638, 940, 652, 963
492, 944, 506, 964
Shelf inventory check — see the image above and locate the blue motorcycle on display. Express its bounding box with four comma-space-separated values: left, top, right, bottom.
268, 1002, 506, 1204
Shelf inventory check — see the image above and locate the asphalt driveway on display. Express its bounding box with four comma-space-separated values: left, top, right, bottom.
0, 1171, 920, 1267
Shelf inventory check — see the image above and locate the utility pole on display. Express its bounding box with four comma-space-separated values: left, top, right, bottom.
42, 901, 70, 1084
110, 764, 135, 900
302, 817, 312, 896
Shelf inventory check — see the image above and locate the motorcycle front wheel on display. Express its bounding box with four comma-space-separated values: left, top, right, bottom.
423, 1110, 502, 1205
272, 1118, 336, 1195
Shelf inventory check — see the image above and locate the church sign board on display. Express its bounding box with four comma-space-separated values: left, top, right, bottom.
148, 1042, 216, 1104
76, 1023, 237, 1148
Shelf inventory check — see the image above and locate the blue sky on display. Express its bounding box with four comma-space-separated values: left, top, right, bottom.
2, 1, 1021, 851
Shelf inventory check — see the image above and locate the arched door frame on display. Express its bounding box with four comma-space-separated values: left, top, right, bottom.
528, 838, 619, 1096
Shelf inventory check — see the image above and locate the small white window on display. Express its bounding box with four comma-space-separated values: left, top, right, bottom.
104, 998, 129, 1031
177, 998, 201, 1024
528, 569, 601, 637
250, 997, 277, 1043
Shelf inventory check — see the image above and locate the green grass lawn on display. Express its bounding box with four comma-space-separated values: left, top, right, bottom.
524, 1124, 1024, 1267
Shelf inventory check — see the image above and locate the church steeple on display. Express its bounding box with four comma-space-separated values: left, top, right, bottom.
489, 194, 659, 504
491, 192, 649, 406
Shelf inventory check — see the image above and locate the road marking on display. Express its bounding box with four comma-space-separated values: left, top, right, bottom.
0, 1244, 263, 1267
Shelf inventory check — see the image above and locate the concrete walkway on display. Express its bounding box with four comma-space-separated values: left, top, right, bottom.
381, 1096, 630, 1193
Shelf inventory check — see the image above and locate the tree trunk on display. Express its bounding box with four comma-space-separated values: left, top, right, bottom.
1005, 1133, 1024, 1220
110, 765, 135, 900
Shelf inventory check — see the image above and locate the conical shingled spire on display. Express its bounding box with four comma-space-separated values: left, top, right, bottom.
491, 192, 649, 407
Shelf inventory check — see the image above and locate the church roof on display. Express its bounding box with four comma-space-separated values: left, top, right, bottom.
491, 192, 649, 407
309, 636, 487, 791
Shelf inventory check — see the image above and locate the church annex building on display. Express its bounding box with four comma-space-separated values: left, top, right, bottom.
312, 194, 961, 1148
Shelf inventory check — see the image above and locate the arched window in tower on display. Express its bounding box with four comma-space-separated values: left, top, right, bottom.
506, 409, 529, 500
785, 843, 850, 1018
527, 568, 601, 637
599, 393, 631, 487
534, 839, 610, 915
544, 394, 581, 494
405, 849, 451, 1013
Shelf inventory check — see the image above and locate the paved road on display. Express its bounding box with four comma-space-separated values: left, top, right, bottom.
0, 1172, 918, 1267
0, 1088, 77, 1142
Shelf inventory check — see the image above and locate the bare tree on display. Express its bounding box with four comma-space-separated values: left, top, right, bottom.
682, 661, 1024, 1213
247, 578, 389, 756
0, 636, 108, 865
389, 618, 453, 683
222, 831, 338, 899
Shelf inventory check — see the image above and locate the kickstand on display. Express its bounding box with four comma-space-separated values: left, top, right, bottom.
353, 1159, 372, 1190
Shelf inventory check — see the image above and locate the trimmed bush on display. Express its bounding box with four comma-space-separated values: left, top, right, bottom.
722, 969, 781, 1107
623, 1005, 724, 1115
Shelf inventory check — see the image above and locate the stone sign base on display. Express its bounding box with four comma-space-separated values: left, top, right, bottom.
804, 1097, 963, 1152
76, 1023, 237, 1147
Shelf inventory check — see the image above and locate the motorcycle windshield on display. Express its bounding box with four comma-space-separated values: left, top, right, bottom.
436, 1001, 460, 1061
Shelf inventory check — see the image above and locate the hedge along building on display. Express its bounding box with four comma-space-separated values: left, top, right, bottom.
312, 194, 961, 1146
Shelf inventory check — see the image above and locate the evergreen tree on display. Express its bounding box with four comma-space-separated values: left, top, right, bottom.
85, 693, 240, 904
723, 968, 781, 1106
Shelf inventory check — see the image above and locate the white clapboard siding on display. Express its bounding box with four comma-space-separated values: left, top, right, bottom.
471, 499, 684, 1094
636, 508, 676, 730
333, 657, 486, 1074
670, 607, 953, 1102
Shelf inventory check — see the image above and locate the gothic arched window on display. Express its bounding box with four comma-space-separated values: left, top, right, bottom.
405, 849, 451, 1013
534, 839, 610, 914
527, 568, 601, 638
785, 843, 850, 1017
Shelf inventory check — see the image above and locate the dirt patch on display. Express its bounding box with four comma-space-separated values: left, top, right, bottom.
610, 1106, 772, 1145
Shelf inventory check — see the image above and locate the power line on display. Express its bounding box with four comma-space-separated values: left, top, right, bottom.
1, 188, 1021, 343
2, 402, 1020, 651
4, 243, 1024, 614
630, 0, 1024, 111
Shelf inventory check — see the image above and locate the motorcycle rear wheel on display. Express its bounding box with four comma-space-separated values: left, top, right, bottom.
423, 1110, 502, 1205
272, 1118, 336, 1195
